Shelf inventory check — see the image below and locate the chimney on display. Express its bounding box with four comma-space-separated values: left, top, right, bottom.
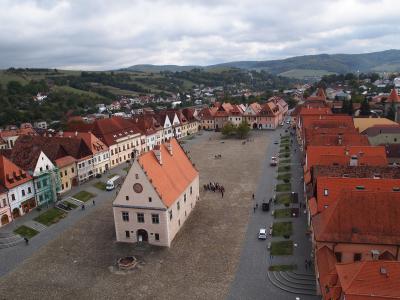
371, 249, 380, 260
166, 142, 173, 155
154, 145, 162, 164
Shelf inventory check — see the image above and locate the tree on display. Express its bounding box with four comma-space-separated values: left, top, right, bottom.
359, 99, 370, 116
221, 122, 236, 137
236, 121, 250, 139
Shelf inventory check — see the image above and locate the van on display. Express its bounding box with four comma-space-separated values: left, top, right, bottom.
106, 175, 121, 191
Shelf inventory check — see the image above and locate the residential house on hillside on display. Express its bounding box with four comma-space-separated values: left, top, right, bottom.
243, 102, 262, 128
113, 139, 199, 247
0, 155, 35, 219
0, 126, 37, 149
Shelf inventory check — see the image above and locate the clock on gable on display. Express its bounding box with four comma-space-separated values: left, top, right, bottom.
133, 183, 143, 193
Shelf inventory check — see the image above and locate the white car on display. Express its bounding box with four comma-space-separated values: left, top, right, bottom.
270, 156, 278, 166
258, 228, 267, 240
286, 120, 290, 124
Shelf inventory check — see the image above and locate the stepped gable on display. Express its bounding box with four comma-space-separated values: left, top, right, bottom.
138, 138, 197, 207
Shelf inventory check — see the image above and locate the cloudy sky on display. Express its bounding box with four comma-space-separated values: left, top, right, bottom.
0, 0, 399, 70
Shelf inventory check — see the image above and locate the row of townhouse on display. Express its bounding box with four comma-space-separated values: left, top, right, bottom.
198, 97, 288, 131
0, 109, 199, 228
296, 89, 400, 299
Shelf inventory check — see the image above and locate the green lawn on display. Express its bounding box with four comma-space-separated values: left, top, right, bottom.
14, 225, 39, 239
73, 191, 96, 202
108, 173, 117, 179
93, 181, 107, 191
270, 240, 294, 256
276, 193, 292, 205
277, 173, 291, 183
34, 208, 66, 226
278, 165, 291, 173
272, 222, 293, 237
274, 208, 292, 218
276, 183, 291, 192
268, 264, 297, 271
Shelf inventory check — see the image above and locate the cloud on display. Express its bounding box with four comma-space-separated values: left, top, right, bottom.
0, 0, 399, 70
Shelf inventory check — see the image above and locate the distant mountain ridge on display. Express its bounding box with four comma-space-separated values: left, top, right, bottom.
123, 49, 400, 78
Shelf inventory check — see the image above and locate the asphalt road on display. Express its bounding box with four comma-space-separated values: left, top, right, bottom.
227, 126, 319, 300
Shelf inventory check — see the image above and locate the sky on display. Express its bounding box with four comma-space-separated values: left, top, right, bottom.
0, 0, 399, 70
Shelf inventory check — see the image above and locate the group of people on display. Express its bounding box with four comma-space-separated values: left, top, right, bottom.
203, 182, 225, 198
214, 154, 222, 159
305, 259, 313, 270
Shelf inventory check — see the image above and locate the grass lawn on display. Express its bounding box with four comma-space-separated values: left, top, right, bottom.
279, 158, 291, 164
64, 201, 78, 209
276, 183, 291, 192
268, 264, 297, 271
272, 222, 293, 237
93, 181, 106, 191
270, 240, 294, 256
277, 173, 291, 183
278, 165, 291, 173
14, 225, 39, 238
73, 191, 96, 202
107, 173, 117, 179
276, 193, 292, 205
274, 208, 292, 218
34, 208, 66, 226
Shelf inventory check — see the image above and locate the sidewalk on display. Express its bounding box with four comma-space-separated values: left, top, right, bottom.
0, 161, 129, 277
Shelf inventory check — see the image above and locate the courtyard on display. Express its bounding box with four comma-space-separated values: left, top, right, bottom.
0, 131, 270, 299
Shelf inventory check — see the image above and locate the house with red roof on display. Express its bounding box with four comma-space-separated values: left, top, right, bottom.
0, 126, 37, 149
383, 88, 400, 122
113, 138, 199, 247
0, 184, 11, 227
243, 102, 262, 128
0, 155, 35, 220
198, 107, 216, 130
362, 124, 400, 145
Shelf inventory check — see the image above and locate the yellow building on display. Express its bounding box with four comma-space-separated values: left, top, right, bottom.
55, 156, 77, 194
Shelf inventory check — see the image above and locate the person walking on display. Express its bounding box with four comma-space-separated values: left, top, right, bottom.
92, 199, 96, 206
24, 237, 29, 245
252, 193, 255, 200
81, 204, 85, 210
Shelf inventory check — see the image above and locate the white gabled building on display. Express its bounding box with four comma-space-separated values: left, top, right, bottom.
113, 139, 199, 247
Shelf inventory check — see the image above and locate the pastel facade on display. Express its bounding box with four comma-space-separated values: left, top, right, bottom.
56, 156, 77, 194
113, 139, 199, 247
0, 186, 11, 227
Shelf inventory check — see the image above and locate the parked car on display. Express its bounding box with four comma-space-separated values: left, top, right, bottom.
270, 156, 278, 166
106, 175, 122, 191
258, 228, 267, 240
274, 141, 279, 145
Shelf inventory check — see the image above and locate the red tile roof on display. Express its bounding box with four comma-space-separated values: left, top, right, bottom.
387, 88, 400, 103
336, 260, 400, 299
55, 156, 76, 168
313, 190, 400, 245
63, 132, 108, 154
316, 246, 341, 300
0, 155, 32, 189
138, 138, 198, 208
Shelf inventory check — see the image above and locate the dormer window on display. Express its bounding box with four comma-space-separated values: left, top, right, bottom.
373, 174, 381, 179
393, 187, 400, 192
342, 174, 349, 178
323, 189, 329, 196
356, 186, 365, 190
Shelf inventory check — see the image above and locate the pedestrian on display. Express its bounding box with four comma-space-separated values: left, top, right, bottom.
24, 237, 29, 245
305, 259, 308, 270
253, 206, 256, 213
81, 204, 85, 210
92, 199, 95, 206
256, 203, 258, 209
221, 191, 224, 198
252, 193, 255, 200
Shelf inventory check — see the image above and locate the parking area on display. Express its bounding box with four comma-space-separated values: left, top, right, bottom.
0, 131, 271, 299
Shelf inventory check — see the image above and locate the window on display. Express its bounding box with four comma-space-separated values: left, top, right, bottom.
354, 253, 362, 262
66, 182, 69, 188
28, 187, 31, 194
11, 194, 15, 201
71, 167, 74, 173
37, 181, 41, 189
148, 197, 152, 203
61, 184, 64, 190
190, 186, 193, 195
323, 189, 328, 196
335, 252, 342, 263
177, 201, 180, 210
2, 199, 6, 207
155, 233, 159, 241
152, 214, 160, 224
137, 213, 144, 223
111, 150, 114, 155
178, 219, 181, 226
122, 211, 129, 222
46, 165, 49, 170
125, 231, 130, 238
169, 210, 173, 220
184, 194, 186, 203
135, 174, 139, 179
40, 167, 43, 172
126, 196, 129, 201
60, 172, 63, 178
21, 189, 25, 197
43, 179, 47, 187
39, 195, 43, 202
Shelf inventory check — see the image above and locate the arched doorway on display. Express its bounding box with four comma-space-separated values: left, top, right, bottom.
136, 229, 148, 242
12, 208, 20, 218
379, 251, 395, 261
252, 123, 257, 129
1, 214, 9, 226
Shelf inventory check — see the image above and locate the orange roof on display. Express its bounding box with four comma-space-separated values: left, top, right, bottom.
63, 132, 108, 154
308, 197, 318, 217
0, 155, 32, 189
138, 139, 198, 207
336, 261, 400, 299
306, 133, 369, 148
316, 246, 341, 300
55, 155, 76, 168
313, 190, 400, 245
315, 177, 400, 214
387, 88, 400, 103
0, 127, 36, 138
306, 146, 388, 171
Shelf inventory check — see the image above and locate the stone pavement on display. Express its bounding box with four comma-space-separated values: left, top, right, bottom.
227, 124, 319, 300
0, 162, 129, 277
